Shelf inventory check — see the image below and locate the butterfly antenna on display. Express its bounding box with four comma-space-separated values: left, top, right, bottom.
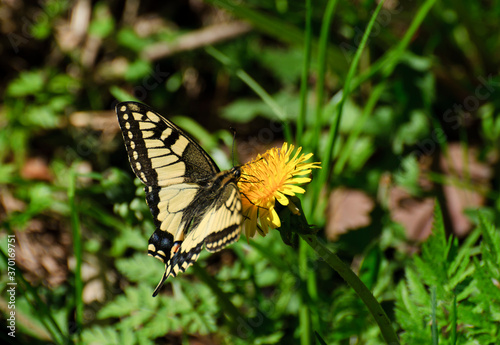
230, 127, 237, 167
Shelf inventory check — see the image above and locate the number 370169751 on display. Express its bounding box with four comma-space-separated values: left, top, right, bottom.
7, 235, 15, 277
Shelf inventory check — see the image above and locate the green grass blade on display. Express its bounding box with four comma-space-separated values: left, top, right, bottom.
0, 247, 67, 344
312, 0, 338, 152
208, 0, 304, 46
451, 289, 457, 345
300, 233, 400, 344
68, 169, 83, 344
296, 0, 313, 146
351, 0, 438, 92
334, 81, 385, 175
298, 3, 316, 339
431, 286, 438, 345
299, 240, 312, 345
313, 0, 386, 208
206, 46, 292, 142
381, 0, 438, 79
207, 0, 348, 76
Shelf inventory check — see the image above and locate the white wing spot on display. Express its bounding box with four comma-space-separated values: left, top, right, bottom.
132, 112, 143, 121
120, 105, 127, 112
140, 171, 147, 181
149, 148, 171, 157
133, 151, 139, 160
142, 130, 155, 139
147, 111, 161, 123
127, 131, 133, 139
122, 112, 129, 120
130, 141, 135, 149
139, 121, 156, 130
136, 162, 142, 170
125, 122, 131, 129
160, 128, 172, 141
129, 104, 140, 111
151, 154, 177, 168
171, 137, 189, 156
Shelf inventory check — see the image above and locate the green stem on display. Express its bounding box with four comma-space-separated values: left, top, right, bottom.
312, 0, 386, 210
299, 240, 312, 345
350, 0, 438, 93
206, 46, 292, 143
312, 0, 338, 152
300, 234, 400, 345
296, 0, 312, 145
68, 169, 83, 344
334, 81, 385, 175
431, 286, 438, 345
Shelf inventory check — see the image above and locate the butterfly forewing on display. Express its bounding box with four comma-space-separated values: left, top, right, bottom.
116, 102, 219, 186
115, 102, 242, 296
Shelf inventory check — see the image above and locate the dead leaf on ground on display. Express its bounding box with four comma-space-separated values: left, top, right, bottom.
326, 188, 375, 241
386, 143, 491, 240
15, 219, 72, 287
439, 143, 491, 237
21, 156, 53, 181
0, 187, 26, 216
388, 186, 435, 241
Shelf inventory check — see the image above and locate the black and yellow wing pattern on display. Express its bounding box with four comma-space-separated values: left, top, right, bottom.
115, 101, 242, 296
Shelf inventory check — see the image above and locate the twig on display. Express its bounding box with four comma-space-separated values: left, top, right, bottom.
143, 21, 252, 61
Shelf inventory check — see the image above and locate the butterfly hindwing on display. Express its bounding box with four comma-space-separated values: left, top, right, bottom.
115, 102, 242, 296
153, 180, 242, 296
204, 183, 242, 252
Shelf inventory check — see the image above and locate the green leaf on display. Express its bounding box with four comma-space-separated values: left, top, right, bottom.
110, 226, 145, 256
256, 47, 304, 84
110, 86, 140, 102
98, 284, 159, 320
393, 110, 430, 154
89, 3, 115, 38
0, 164, 15, 184
82, 326, 121, 345
24, 105, 60, 128
345, 136, 374, 172
117, 28, 151, 52
221, 98, 270, 123
115, 253, 164, 284
125, 60, 152, 82
478, 213, 500, 274
394, 155, 421, 196
6, 70, 45, 97
170, 116, 218, 149
221, 90, 299, 123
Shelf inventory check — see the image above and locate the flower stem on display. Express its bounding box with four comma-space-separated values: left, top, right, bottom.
299, 233, 400, 345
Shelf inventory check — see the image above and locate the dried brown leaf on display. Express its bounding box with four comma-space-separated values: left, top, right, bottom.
326, 188, 375, 241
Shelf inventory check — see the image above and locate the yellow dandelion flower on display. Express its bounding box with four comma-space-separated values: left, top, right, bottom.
238, 142, 321, 238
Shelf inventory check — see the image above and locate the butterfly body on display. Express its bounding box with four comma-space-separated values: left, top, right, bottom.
115, 102, 242, 296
